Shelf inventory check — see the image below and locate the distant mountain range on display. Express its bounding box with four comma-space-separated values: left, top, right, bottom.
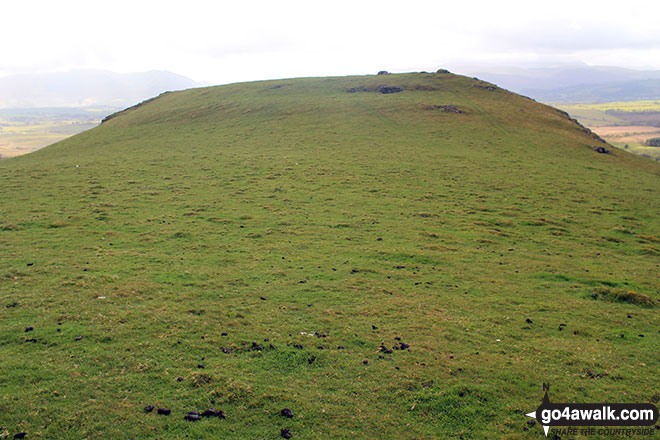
3, 65, 659, 108
0, 69, 200, 108
463, 65, 660, 103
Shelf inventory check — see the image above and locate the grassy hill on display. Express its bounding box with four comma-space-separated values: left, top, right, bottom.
1, 73, 659, 439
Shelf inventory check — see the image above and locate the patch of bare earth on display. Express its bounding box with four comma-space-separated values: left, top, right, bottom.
588, 125, 660, 144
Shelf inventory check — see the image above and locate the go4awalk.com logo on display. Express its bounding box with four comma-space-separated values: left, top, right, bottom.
526, 384, 659, 437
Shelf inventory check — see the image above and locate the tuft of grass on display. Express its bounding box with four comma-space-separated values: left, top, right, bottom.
591, 287, 656, 308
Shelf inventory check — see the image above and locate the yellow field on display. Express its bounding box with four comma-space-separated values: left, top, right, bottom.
0, 109, 106, 158
592, 125, 660, 143
562, 100, 660, 112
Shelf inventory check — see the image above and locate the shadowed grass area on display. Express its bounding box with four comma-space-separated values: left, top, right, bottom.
0, 73, 659, 439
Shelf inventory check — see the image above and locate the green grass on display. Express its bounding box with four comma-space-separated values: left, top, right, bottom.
1, 73, 659, 439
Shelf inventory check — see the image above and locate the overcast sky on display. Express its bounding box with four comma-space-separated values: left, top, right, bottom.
2, 0, 659, 84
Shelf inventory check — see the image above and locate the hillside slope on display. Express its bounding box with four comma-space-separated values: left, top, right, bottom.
1, 73, 659, 439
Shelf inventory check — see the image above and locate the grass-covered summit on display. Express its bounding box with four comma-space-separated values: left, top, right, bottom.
1, 72, 659, 439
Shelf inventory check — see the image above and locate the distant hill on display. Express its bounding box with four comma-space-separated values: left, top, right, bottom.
524, 79, 660, 103
466, 65, 660, 103
1, 72, 659, 439
0, 69, 200, 108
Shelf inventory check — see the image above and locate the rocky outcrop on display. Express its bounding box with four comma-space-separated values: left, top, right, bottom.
377, 86, 403, 94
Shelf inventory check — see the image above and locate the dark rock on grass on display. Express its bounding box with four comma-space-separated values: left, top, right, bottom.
185, 412, 201, 421
251, 342, 263, 351
594, 146, 610, 154
351, 269, 359, 274
527, 418, 536, 426
221, 332, 228, 336
458, 391, 465, 397
363, 360, 369, 365
25, 338, 37, 343
144, 404, 155, 412
337, 346, 344, 350
377, 86, 403, 94
281, 408, 294, 418
372, 325, 378, 330
75, 336, 83, 341
260, 296, 267, 301
525, 318, 533, 324
307, 355, 316, 364
394, 342, 410, 350
281, 428, 293, 439
14, 433, 27, 439
377, 71, 389, 75
378, 345, 393, 354
197, 363, 205, 369
25, 326, 34, 332
270, 343, 276, 349
198, 408, 225, 418
423, 381, 433, 388
221, 347, 231, 353
176, 376, 184, 382
6, 302, 18, 308
293, 344, 303, 350
157, 408, 171, 415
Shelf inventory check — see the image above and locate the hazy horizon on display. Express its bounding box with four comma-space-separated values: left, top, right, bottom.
3, 0, 660, 86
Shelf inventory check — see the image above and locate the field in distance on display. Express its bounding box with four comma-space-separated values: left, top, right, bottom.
0, 107, 114, 158
557, 100, 660, 161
